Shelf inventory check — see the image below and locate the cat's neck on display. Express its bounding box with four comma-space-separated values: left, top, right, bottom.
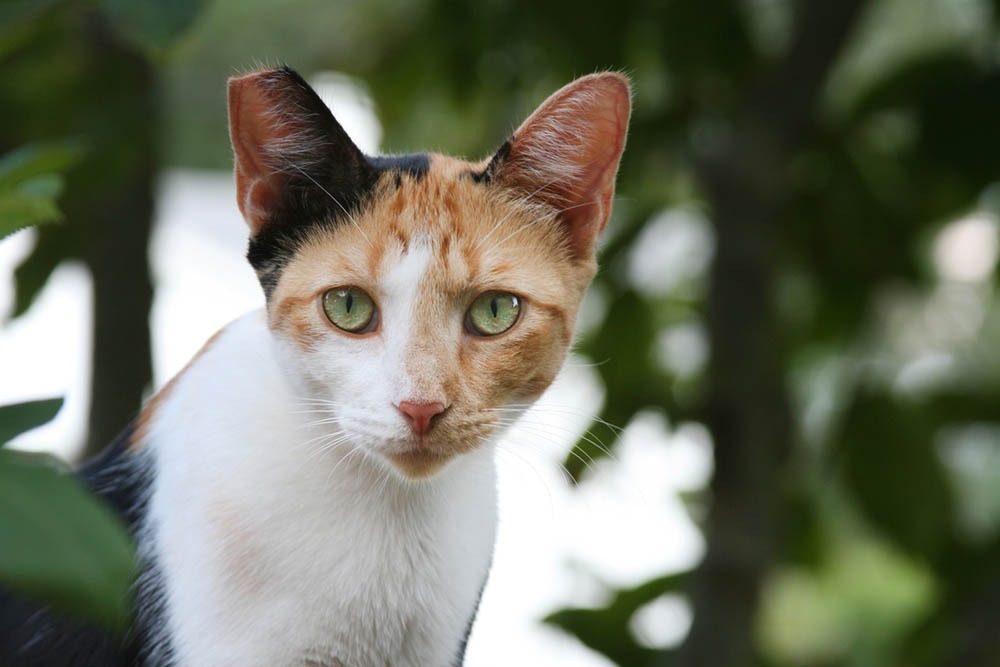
139, 311, 498, 667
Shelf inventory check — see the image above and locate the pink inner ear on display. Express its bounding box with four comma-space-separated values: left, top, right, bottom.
228, 72, 299, 235
500, 73, 631, 259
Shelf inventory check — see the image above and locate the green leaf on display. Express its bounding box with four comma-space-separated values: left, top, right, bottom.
16, 173, 63, 200
0, 143, 79, 241
0, 449, 135, 633
836, 392, 955, 561
100, 0, 207, 55
0, 189, 62, 240
0, 398, 64, 445
10, 223, 72, 319
544, 572, 686, 666
0, 143, 81, 192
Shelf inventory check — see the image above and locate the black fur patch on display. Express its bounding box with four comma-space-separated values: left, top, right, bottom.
0, 426, 170, 666
247, 152, 430, 299
238, 67, 434, 298
369, 153, 430, 181
470, 140, 511, 184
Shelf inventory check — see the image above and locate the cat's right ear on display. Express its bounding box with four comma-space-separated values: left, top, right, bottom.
478, 73, 631, 261
228, 66, 368, 236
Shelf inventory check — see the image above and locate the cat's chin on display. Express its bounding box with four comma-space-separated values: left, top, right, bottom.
385, 449, 453, 479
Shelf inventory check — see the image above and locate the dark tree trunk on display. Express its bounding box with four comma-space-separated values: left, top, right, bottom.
78, 12, 156, 460
673, 2, 867, 665
0, 8, 157, 461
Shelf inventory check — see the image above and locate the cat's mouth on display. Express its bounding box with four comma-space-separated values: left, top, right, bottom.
372, 416, 495, 479
385, 448, 452, 479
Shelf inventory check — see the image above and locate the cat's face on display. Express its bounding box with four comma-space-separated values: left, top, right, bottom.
228, 67, 629, 478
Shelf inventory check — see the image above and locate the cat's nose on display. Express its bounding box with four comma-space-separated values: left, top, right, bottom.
397, 401, 447, 436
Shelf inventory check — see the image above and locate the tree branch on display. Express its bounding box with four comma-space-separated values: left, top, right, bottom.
673, 1, 868, 665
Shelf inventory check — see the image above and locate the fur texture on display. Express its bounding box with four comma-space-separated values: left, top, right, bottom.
0, 67, 630, 666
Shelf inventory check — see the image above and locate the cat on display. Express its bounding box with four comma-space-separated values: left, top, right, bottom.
0, 65, 630, 666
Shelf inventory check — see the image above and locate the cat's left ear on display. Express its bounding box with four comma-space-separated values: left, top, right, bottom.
483, 72, 631, 260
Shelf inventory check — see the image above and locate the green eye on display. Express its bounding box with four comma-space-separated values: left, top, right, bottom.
322, 287, 376, 333
467, 292, 521, 336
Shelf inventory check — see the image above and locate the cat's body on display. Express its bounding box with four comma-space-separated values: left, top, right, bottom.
0, 67, 629, 666
144, 312, 497, 667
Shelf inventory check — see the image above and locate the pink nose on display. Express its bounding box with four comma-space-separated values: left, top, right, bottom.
397, 401, 447, 436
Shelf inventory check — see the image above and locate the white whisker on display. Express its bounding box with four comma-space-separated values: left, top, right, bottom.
493, 444, 558, 517
492, 199, 597, 249
500, 427, 599, 479
324, 443, 366, 486
512, 418, 620, 464
474, 176, 569, 250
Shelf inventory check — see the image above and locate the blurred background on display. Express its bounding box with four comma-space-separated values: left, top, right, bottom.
2, 0, 1000, 665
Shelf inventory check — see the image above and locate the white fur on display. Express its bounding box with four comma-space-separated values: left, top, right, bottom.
271, 235, 442, 447
146, 303, 498, 666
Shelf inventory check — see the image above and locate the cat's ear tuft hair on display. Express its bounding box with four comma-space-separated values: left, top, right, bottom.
488, 73, 631, 260
228, 66, 369, 236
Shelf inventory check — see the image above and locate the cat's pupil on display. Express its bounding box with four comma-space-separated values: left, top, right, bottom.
345, 292, 353, 313
490, 298, 498, 318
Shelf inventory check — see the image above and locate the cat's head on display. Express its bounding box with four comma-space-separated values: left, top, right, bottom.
228, 66, 629, 479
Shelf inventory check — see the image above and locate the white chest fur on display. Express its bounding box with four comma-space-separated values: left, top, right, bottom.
144, 312, 498, 666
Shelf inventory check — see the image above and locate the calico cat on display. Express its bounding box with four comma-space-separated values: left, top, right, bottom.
0, 66, 630, 666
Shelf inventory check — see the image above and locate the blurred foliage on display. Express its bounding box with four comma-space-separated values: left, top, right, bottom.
545, 573, 687, 666
0, 0, 194, 638
4, 0, 1000, 664
0, 399, 135, 633
0, 397, 63, 444
1, 0, 207, 457
321, 0, 999, 664
99, 0, 207, 56
0, 143, 80, 241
